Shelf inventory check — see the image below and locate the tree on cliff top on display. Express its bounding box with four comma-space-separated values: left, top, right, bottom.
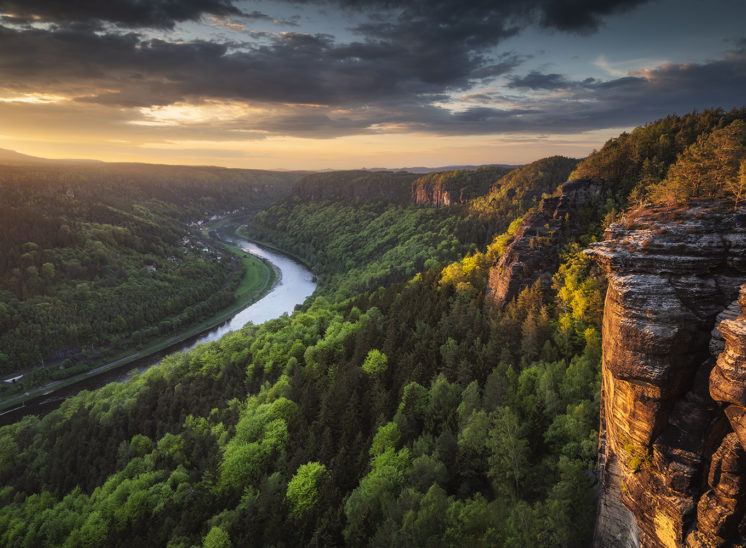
570, 108, 746, 204
649, 119, 746, 205
729, 159, 746, 207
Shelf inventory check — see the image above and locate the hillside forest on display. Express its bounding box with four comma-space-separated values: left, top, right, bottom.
0, 163, 299, 385
1, 108, 746, 546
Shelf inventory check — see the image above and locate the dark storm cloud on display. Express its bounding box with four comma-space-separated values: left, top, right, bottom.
0, 0, 243, 29
0, 0, 651, 34
507, 71, 653, 92
1, 16, 744, 139
240, 49, 746, 138
532, 0, 650, 32
4, 0, 740, 140
0, 24, 509, 106
431, 54, 746, 134
253, 53, 746, 137
291, 0, 649, 34
280, 0, 650, 91
0, 0, 650, 108
0, 0, 654, 109
507, 71, 580, 90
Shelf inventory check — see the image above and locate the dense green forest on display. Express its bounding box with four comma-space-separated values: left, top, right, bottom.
247, 199, 482, 299
1, 109, 745, 547
571, 107, 746, 205
0, 163, 299, 381
471, 157, 578, 213
246, 157, 578, 299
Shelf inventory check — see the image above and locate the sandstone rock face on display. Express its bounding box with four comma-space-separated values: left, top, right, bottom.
410, 167, 509, 207
412, 181, 463, 206
587, 204, 746, 547
486, 178, 609, 307
295, 171, 417, 202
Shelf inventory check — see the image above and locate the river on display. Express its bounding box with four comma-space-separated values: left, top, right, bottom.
0, 232, 316, 425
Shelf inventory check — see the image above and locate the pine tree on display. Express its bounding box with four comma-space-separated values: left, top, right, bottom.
653, 120, 746, 203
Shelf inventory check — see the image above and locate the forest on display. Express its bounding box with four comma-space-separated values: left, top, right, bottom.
1, 108, 746, 546
0, 162, 299, 385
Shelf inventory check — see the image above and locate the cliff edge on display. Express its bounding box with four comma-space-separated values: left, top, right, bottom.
587, 204, 746, 547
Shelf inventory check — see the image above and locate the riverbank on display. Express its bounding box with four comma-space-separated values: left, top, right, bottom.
235, 225, 316, 273
0, 222, 277, 414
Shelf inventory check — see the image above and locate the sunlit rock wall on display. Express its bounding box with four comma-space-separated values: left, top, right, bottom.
587, 204, 746, 547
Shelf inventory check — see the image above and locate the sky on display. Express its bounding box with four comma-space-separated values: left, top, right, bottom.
0, 0, 744, 170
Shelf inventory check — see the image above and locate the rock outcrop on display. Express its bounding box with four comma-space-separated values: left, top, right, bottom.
587, 203, 746, 547
411, 166, 510, 206
486, 178, 609, 307
295, 170, 417, 202
412, 180, 471, 206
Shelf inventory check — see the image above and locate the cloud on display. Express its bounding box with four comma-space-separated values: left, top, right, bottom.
0, 0, 243, 29
1, 0, 647, 32
532, 0, 650, 33
0, 24, 508, 108
4, 0, 742, 143
291, 0, 650, 34
1, 15, 744, 140
2, 50, 744, 144
508, 71, 586, 90
435, 54, 746, 134
0, 0, 654, 112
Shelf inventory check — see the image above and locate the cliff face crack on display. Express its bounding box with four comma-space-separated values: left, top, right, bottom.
588, 204, 746, 548
668, 276, 722, 325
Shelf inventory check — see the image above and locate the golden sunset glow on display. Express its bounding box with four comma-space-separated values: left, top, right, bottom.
132, 101, 269, 127
0, 0, 742, 170
0, 93, 68, 104
3, 126, 626, 170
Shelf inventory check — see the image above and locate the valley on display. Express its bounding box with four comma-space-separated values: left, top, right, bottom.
2, 0, 745, 545
0, 217, 316, 424
1, 109, 745, 546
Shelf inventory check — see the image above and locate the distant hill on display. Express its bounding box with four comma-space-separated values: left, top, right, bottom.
365, 163, 518, 174
0, 148, 48, 163
0, 148, 103, 165
0, 148, 519, 174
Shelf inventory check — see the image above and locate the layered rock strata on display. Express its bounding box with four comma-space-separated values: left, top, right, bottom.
412, 181, 469, 206
486, 177, 608, 307
411, 166, 510, 206
295, 171, 417, 202
587, 204, 746, 547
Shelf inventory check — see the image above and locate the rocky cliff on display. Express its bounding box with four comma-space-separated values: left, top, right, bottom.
411, 166, 511, 207
412, 178, 474, 206
294, 170, 418, 202
486, 177, 609, 307
587, 203, 746, 547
